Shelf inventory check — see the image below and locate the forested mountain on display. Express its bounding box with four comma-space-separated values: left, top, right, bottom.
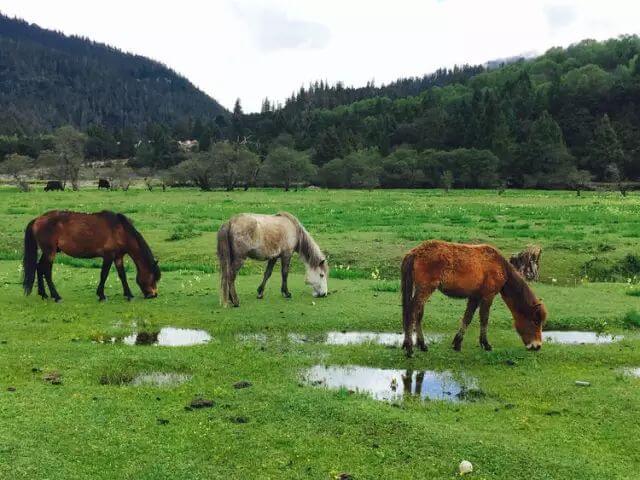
1, 12, 640, 191
243, 35, 640, 187
0, 14, 227, 135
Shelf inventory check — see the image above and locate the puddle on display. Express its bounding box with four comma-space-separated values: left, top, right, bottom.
622, 368, 640, 378
302, 365, 478, 402
324, 331, 443, 347
130, 372, 192, 387
543, 331, 622, 345
123, 327, 211, 346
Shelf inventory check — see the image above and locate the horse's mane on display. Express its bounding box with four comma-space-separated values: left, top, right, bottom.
277, 212, 325, 268
114, 213, 161, 281
501, 257, 537, 310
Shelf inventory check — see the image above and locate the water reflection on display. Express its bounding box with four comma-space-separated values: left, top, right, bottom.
303, 365, 478, 402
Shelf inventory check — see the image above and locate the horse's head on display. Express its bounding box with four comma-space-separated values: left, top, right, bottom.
514, 301, 547, 350
137, 259, 160, 299
305, 259, 328, 297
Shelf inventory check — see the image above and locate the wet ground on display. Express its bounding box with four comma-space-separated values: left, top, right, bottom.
543, 331, 623, 344
302, 364, 478, 402
130, 372, 192, 387
122, 327, 211, 346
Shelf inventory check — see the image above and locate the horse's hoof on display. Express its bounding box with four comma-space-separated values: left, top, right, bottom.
282, 292, 292, 299
418, 342, 428, 352
481, 342, 493, 352
452, 336, 463, 351
257, 292, 264, 299
98, 297, 106, 302
54, 298, 62, 303
232, 303, 240, 308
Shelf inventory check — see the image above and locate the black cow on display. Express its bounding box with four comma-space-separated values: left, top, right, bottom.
98, 179, 111, 190
44, 181, 64, 192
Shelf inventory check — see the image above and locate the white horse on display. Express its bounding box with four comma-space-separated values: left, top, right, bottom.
217, 212, 328, 307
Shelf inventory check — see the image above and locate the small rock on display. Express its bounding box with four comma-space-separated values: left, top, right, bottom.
504, 359, 517, 366
189, 397, 214, 409
575, 381, 590, 387
7, 386, 16, 392
31, 367, 42, 373
459, 460, 473, 475
233, 380, 252, 389
157, 418, 169, 425
336, 474, 353, 480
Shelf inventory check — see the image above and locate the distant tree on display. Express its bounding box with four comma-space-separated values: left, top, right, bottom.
585, 114, 626, 180
109, 163, 136, 191
380, 146, 423, 187
566, 168, 592, 196
261, 147, 316, 191
604, 162, 628, 196
440, 170, 454, 192
207, 141, 259, 191
52, 126, 87, 190
230, 98, 245, 141
0, 153, 32, 191
170, 154, 214, 191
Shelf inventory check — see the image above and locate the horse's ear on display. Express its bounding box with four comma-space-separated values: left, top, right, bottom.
319, 258, 326, 266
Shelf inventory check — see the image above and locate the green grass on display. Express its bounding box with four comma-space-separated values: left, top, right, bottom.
0, 187, 640, 479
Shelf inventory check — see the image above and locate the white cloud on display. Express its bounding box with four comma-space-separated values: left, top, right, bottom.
232, 4, 330, 52
1, 0, 639, 112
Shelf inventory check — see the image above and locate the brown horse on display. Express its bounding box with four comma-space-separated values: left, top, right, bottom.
401, 240, 547, 356
23, 210, 160, 302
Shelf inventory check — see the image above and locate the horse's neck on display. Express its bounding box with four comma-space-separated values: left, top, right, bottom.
296, 228, 322, 268
126, 236, 147, 272
501, 269, 533, 314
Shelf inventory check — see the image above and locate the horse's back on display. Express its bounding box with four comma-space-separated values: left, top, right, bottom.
410, 240, 507, 296
227, 213, 296, 259
32, 211, 124, 257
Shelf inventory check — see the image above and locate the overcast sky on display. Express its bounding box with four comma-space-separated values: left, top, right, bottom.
2, 0, 639, 112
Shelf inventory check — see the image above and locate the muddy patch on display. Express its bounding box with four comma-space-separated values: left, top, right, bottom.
543, 331, 622, 345
122, 327, 211, 346
324, 331, 443, 347
302, 365, 478, 402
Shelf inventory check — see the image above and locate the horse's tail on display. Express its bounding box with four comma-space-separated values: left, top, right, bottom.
217, 222, 233, 307
401, 253, 416, 340
23, 220, 38, 295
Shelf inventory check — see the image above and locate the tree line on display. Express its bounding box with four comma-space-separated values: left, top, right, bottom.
2, 35, 640, 191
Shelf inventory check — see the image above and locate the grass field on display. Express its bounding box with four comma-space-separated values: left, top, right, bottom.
0, 187, 639, 479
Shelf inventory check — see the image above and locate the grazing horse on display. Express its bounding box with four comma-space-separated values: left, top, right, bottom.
401, 240, 547, 356
44, 181, 64, 192
217, 212, 328, 307
23, 211, 160, 302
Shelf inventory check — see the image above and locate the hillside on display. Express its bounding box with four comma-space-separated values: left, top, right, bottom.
244, 36, 640, 185
0, 14, 227, 135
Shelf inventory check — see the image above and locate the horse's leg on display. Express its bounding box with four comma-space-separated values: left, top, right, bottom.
114, 256, 134, 300
96, 257, 113, 301
280, 254, 292, 298
414, 287, 435, 352
452, 297, 479, 351
42, 251, 61, 302
229, 258, 244, 307
479, 296, 495, 351
36, 254, 48, 299
257, 257, 277, 299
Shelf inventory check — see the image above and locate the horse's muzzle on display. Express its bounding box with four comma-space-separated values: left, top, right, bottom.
144, 293, 158, 299
526, 342, 541, 351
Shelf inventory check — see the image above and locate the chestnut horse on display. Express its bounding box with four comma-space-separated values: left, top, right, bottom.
401, 240, 547, 356
23, 210, 160, 302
